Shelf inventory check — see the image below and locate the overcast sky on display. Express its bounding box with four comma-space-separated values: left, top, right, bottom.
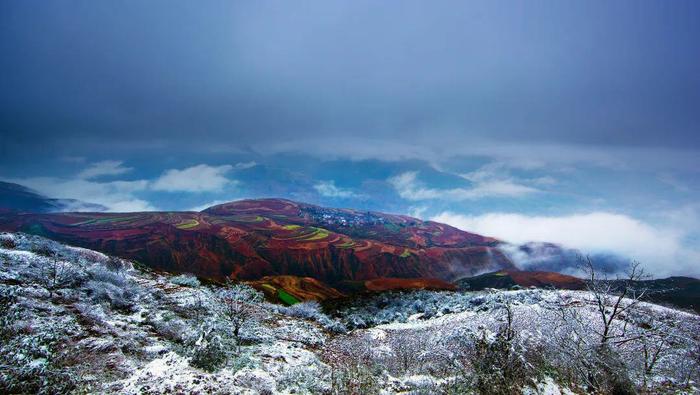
1, 1, 699, 275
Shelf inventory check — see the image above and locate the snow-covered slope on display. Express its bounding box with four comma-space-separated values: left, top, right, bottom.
0, 233, 331, 394
1, 232, 698, 394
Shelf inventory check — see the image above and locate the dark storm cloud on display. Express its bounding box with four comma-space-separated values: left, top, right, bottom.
2, 0, 700, 164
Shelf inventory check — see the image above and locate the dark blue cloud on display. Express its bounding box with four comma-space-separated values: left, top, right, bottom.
2, 0, 700, 164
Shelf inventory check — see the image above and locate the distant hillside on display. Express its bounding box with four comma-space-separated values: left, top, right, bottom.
610, 276, 700, 313
0, 181, 106, 213
457, 270, 586, 291
459, 270, 700, 313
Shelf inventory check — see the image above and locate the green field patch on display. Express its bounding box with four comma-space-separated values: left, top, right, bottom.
277, 289, 300, 305
73, 216, 140, 226
176, 219, 199, 230
399, 249, 412, 258
275, 226, 330, 241
233, 215, 265, 223
261, 284, 277, 293
282, 224, 301, 230
336, 240, 356, 248
302, 227, 330, 241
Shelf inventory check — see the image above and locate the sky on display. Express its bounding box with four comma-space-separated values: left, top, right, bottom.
1, 1, 699, 276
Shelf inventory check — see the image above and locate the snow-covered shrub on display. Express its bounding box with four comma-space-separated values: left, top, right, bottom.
0, 287, 18, 340
216, 282, 264, 349
0, 363, 78, 395
145, 312, 188, 343
41, 262, 79, 296
285, 301, 322, 319
29, 241, 57, 257
468, 329, 530, 395
318, 315, 347, 333
72, 302, 108, 331
83, 266, 139, 311
384, 329, 435, 375
87, 265, 129, 286
233, 368, 276, 394
276, 301, 347, 333
324, 333, 382, 394
277, 361, 331, 394
170, 273, 201, 287
0, 312, 81, 395
104, 256, 128, 272
187, 320, 230, 372
83, 280, 135, 311
333, 290, 477, 329
0, 236, 16, 249
345, 313, 368, 328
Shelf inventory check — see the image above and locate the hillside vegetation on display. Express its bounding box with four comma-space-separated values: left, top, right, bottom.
1, 233, 699, 394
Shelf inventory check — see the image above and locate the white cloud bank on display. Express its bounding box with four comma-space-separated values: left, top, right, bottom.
9, 177, 154, 212
431, 211, 700, 277
151, 164, 235, 192
389, 171, 537, 201
313, 180, 363, 198
77, 160, 133, 179
5, 163, 243, 212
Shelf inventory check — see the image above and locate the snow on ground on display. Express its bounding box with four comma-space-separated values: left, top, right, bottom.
1, 232, 698, 394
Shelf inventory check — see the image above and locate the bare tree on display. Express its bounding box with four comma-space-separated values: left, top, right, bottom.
550, 257, 653, 394
322, 332, 381, 395
469, 302, 527, 395
388, 328, 430, 374
582, 257, 650, 345
639, 327, 672, 387
217, 281, 263, 351
36, 250, 74, 298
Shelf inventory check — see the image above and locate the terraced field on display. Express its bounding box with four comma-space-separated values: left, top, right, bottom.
0, 198, 514, 293
176, 219, 199, 230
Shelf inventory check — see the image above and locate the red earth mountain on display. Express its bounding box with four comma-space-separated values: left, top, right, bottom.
0, 199, 515, 289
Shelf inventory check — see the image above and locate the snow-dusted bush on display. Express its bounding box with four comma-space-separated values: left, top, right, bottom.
318, 315, 348, 333
1, 363, 78, 395
233, 368, 277, 394
23, 254, 81, 297
277, 361, 331, 394
285, 300, 322, 318
0, 287, 18, 340
0, 236, 16, 249
82, 266, 139, 311
187, 320, 230, 372
29, 241, 58, 257
170, 273, 201, 287
0, 310, 81, 395
333, 290, 476, 329
216, 282, 264, 349
469, 328, 530, 394
276, 301, 347, 333
345, 313, 368, 328
323, 332, 382, 394
103, 256, 128, 272
145, 312, 189, 343
87, 265, 128, 287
